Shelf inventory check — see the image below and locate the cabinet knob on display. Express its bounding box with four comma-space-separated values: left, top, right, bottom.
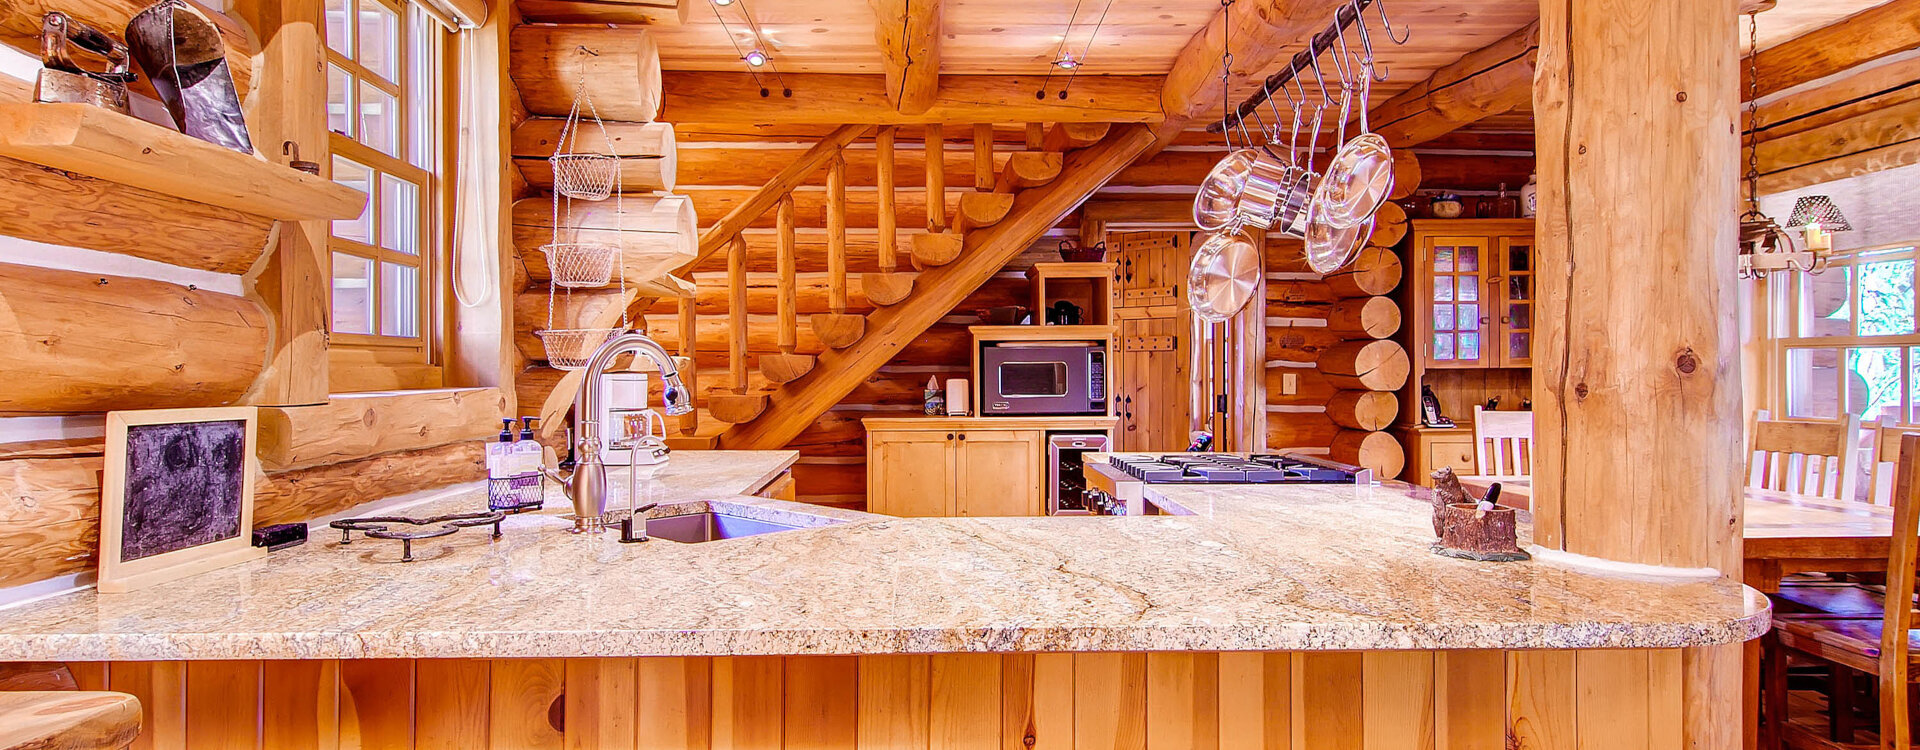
1480, 317, 1490, 325
946, 433, 954, 439
958, 434, 967, 440
1501, 316, 1511, 323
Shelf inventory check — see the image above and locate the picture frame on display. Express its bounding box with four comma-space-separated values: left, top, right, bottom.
99, 406, 265, 594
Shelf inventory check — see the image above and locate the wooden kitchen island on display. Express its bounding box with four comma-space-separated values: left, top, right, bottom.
0, 452, 1764, 748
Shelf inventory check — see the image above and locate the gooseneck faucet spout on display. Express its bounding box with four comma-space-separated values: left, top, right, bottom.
545, 331, 693, 530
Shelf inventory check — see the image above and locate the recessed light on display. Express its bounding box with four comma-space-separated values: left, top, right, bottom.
1052, 54, 1079, 70
712, 0, 734, 5
743, 49, 768, 67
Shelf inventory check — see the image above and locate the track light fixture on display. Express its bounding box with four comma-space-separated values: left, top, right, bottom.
1052, 53, 1080, 70
743, 49, 767, 66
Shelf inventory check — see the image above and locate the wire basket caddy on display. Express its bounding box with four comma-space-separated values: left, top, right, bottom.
541, 242, 619, 288
538, 327, 624, 371
547, 75, 620, 201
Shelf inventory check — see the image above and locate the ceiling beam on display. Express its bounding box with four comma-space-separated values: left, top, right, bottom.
658, 72, 1163, 124
872, 0, 942, 115
1747, 0, 1920, 100
1155, 0, 1351, 141
1366, 22, 1539, 148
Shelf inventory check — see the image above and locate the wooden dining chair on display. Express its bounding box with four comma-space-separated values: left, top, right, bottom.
1470, 406, 1532, 478
1749, 410, 1864, 502
1867, 417, 1917, 506
1767, 432, 1920, 749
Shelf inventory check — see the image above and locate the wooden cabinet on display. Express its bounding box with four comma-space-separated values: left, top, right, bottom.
1408, 220, 1535, 370
864, 417, 1116, 517
1394, 425, 1478, 486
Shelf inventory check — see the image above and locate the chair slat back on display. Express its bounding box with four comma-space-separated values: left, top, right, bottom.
1471, 407, 1532, 479
1877, 433, 1920, 748
1866, 416, 1916, 505
1746, 410, 1861, 501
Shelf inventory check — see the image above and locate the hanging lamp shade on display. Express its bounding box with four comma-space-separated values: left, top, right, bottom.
1786, 196, 1853, 231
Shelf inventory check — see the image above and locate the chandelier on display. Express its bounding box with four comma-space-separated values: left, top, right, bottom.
1736, 9, 1824, 279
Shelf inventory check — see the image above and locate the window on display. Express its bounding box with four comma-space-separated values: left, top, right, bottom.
325, 0, 446, 378
1771, 245, 1920, 425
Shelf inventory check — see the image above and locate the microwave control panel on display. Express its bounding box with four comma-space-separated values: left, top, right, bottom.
1088, 350, 1106, 401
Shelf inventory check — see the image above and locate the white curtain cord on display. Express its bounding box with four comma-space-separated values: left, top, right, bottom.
451, 27, 498, 309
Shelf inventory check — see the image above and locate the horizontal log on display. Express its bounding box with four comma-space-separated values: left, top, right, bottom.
0, 450, 102, 588
1263, 325, 1347, 365
1756, 96, 1920, 187
516, 0, 687, 24
1318, 339, 1410, 392
1326, 390, 1398, 431
1752, 56, 1920, 140
1111, 150, 1534, 193
1326, 296, 1401, 339
510, 195, 697, 285
0, 262, 268, 413
681, 186, 959, 232
683, 231, 1064, 274
257, 388, 506, 472
1757, 138, 1920, 196
1263, 365, 1337, 407
658, 272, 1024, 317
1324, 246, 1402, 298
512, 119, 677, 192
510, 26, 661, 121
660, 72, 1165, 124
1265, 411, 1339, 452
0, 156, 274, 273
514, 286, 642, 362
254, 441, 485, 528
1329, 429, 1404, 479
1746, 0, 1920, 100
674, 145, 1009, 189
1368, 23, 1539, 149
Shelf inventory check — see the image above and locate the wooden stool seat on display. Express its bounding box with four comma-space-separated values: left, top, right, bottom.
1776, 615, 1920, 675
0, 691, 141, 750
1774, 582, 1891, 617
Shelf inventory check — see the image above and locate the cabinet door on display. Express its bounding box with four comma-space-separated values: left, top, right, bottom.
868, 430, 955, 517
955, 430, 1042, 517
1422, 237, 1493, 368
1494, 236, 1534, 367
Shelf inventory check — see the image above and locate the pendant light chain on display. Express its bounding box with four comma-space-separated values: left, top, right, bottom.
1744, 12, 1761, 212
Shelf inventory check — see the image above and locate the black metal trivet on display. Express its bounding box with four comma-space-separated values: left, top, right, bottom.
329, 511, 506, 562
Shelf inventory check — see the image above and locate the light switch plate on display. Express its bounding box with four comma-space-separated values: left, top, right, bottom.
1282, 373, 1297, 395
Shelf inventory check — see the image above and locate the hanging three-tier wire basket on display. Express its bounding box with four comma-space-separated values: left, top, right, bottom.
536, 70, 629, 370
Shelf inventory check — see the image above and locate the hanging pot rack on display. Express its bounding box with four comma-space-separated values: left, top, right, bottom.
1205, 0, 1404, 135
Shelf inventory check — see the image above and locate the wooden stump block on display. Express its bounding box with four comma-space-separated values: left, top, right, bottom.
759, 352, 816, 384
1042, 122, 1110, 151
1326, 390, 1398, 431
1326, 296, 1401, 339
860, 272, 916, 306
1318, 340, 1410, 391
910, 232, 964, 267
709, 393, 770, 424
1324, 245, 1403, 297
808, 312, 866, 349
1389, 151, 1421, 200
1367, 201, 1410, 248
994, 151, 1063, 192
1329, 429, 1404, 479
954, 192, 1015, 233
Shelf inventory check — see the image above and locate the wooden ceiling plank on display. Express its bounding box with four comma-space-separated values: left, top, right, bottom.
659, 72, 1163, 123
873, 0, 942, 114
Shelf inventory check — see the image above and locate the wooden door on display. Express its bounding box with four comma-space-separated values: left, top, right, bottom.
1110, 231, 1193, 452
867, 430, 954, 517
1420, 236, 1494, 369
954, 429, 1041, 516
1494, 235, 1535, 368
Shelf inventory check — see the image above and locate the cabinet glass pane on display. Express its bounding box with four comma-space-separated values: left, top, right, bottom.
1434, 247, 1454, 272
1459, 304, 1480, 328
1785, 347, 1839, 419
1434, 333, 1454, 360
1508, 245, 1531, 272
1433, 276, 1453, 302
1434, 304, 1455, 332
332, 253, 373, 335
1508, 276, 1530, 301
1859, 258, 1915, 336
1509, 304, 1531, 329
1509, 333, 1529, 360
1459, 280, 1478, 302
1458, 247, 1479, 272
1460, 332, 1481, 361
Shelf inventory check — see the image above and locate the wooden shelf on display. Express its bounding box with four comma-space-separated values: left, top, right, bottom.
0, 104, 366, 222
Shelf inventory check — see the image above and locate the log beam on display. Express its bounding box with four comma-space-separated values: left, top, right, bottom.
510, 26, 662, 121
660, 72, 1163, 124
1746, 0, 1920, 100
1156, 0, 1349, 135
872, 0, 941, 114
1367, 22, 1539, 149
256, 388, 506, 472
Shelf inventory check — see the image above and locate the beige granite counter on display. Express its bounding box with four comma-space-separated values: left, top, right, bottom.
0, 450, 1767, 660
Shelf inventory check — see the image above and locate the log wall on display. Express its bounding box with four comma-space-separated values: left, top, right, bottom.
62, 648, 1689, 750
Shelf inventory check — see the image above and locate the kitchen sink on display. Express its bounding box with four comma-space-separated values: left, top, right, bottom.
645, 512, 801, 543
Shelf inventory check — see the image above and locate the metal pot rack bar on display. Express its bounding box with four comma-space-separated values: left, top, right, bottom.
1206, 0, 1380, 135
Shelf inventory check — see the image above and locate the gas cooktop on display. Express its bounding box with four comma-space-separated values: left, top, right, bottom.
1107, 454, 1360, 484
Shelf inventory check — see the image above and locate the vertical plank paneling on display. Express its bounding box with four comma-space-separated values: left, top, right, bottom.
263, 660, 340, 750
1575, 650, 1651, 750
490, 659, 564, 750
565, 658, 637, 750
1146, 652, 1219, 750
1218, 652, 1290, 750
69, 662, 107, 691
1003, 653, 1074, 750
1508, 651, 1574, 750
1362, 652, 1434, 750
1437, 650, 1506, 750
110, 661, 188, 750
417, 659, 489, 750
931, 653, 1001, 750
186, 660, 262, 749
712, 656, 783, 750
1294, 653, 1361, 750
1648, 650, 1683, 750
639, 657, 713, 750
785, 656, 859, 750
339, 659, 415, 750
858, 655, 930, 750
1074, 653, 1146, 750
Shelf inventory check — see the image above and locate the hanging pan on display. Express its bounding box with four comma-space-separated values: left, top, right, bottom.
1310, 26, 1395, 231
1188, 228, 1263, 323
1192, 149, 1258, 231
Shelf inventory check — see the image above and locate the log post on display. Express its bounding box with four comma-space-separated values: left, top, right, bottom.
972, 123, 994, 191
677, 293, 698, 435
925, 123, 946, 231
1535, 1, 1743, 746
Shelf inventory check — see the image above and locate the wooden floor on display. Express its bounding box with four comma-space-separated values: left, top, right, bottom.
54, 649, 1695, 749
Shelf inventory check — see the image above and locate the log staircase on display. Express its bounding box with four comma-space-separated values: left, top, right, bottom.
599, 122, 1155, 451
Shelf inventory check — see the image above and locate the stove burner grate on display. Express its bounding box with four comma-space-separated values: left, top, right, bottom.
330, 512, 506, 562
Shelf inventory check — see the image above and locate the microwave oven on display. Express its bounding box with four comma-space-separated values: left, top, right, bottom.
979, 342, 1107, 416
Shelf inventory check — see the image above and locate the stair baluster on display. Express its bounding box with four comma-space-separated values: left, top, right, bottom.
678, 292, 698, 434
973, 123, 995, 191
926, 123, 946, 232
861, 126, 914, 306
759, 194, 816, 384
709, 234, 768, 423
810, 151, 865, 349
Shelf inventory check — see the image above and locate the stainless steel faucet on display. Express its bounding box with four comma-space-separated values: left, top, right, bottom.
545, 331, 693, 530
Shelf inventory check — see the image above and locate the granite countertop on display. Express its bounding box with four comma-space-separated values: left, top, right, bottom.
0, 450, 1768, 660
